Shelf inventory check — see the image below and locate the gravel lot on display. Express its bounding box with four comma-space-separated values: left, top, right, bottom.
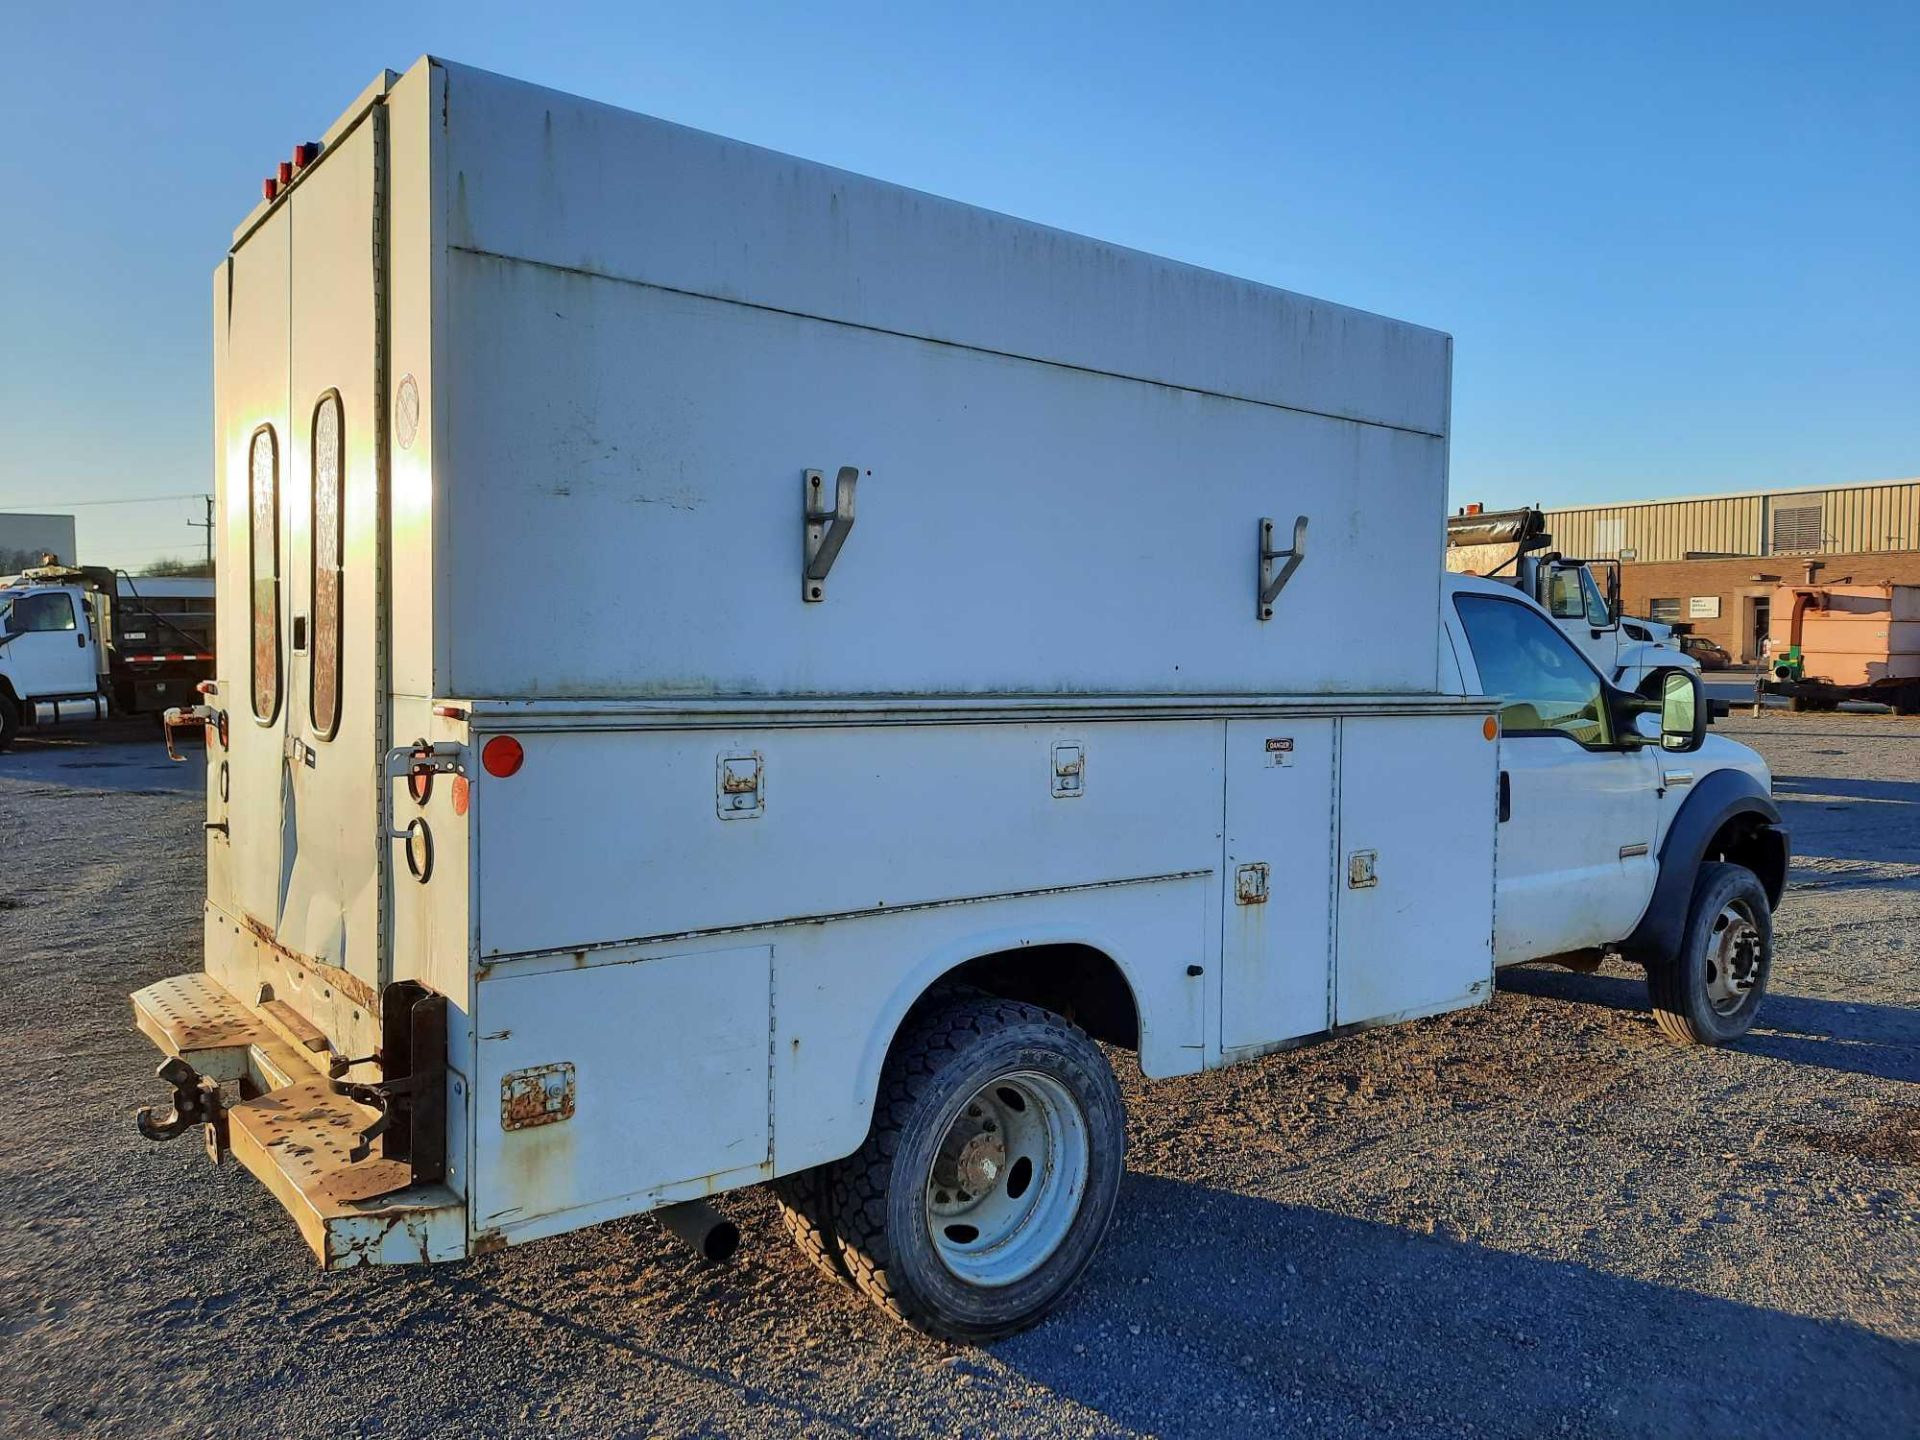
2, 714, 1915, 1439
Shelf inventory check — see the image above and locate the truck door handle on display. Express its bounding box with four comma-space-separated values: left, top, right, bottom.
1497, 770, 1511, 823
76, 632, 86, 647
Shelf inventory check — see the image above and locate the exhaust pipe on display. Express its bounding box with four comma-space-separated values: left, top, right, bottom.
655, 1200, 739, 1263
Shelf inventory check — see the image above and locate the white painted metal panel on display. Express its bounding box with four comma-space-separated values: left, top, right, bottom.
439, 264, 1446, 699
1220, 719, 1337, 1050
472, 946, 772, 1233
1334, 715, 1496, 1026
216, 207, 291, 938
434, 59, 1449, 438
473, 719, 1222, 960
277, 116, 384, 994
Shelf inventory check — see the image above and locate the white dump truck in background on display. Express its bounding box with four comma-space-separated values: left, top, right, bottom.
129, 57, 1787, 1342
0, 565, 216, 748
1445, 506, 1699, 694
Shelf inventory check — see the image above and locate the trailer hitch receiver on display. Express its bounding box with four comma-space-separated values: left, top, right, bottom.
135, 1056, 227, 1153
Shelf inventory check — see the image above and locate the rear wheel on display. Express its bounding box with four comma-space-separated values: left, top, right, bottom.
1893, 685, 1920, 717
770, 1164, 851, 1287
1647, 861, 1772, 1045
0, 692, 18, 752
828, 996, 1125, 1342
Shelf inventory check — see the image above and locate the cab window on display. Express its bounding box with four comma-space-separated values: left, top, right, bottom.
8, 591, 77, 633
1455, 594, 1611, 746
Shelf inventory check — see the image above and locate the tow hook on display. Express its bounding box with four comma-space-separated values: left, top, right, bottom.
135, 1056, 228, 1158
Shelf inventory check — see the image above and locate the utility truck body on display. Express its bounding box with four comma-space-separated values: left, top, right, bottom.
132, 59, 1785, 1340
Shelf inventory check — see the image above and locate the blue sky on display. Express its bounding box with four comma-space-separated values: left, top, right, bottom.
2, 1, 1914, 570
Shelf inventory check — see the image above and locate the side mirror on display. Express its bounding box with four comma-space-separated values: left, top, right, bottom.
1659, 668, 1706, 753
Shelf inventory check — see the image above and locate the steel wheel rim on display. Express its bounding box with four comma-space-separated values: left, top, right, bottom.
1704, 899, 1764, 1015
924, 1069, 1090, 1287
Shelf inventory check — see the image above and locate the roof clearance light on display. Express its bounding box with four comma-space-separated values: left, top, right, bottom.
293, 141, 321, 170
277, 161, 294, 185
481, 735, 525, 778
262, 177, 278, 201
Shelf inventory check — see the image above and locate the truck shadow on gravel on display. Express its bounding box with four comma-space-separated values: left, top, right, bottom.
994, 1174, 1920, 1439
1496, 967, 1919, 1082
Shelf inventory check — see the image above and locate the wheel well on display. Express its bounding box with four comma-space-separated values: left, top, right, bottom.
917, 943, 1141, 1052
1705, 813, 1787, 909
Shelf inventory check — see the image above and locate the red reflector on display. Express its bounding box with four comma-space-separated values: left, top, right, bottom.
277, 161, 293, 185
451, 775, 471, 816
482, 735, 524, 778
262, 177, 278, 201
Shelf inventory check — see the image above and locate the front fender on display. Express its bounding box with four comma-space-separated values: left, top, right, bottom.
1618, 769, 1786, 967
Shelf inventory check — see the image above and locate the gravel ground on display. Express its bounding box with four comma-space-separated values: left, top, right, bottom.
1, 714, 1915, 1439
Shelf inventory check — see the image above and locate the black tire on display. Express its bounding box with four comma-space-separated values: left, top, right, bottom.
770, 1164, 852, 1287
1647, 861, 1773, 1045
1893, 685, 1920, 717
1786, 694, 1811, 713
827, 996, 1126, 1343
0, 692, 17, 752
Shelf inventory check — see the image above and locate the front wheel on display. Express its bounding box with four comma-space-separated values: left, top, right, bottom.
0, 692, 18, 752
828, 996, 1126, 1343
1647, 861, 1773, 1045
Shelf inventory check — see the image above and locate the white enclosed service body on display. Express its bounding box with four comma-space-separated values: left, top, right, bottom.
138, 58, 1501, 1279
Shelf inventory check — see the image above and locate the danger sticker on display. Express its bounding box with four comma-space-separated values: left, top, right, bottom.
1264, 737, 1294, 767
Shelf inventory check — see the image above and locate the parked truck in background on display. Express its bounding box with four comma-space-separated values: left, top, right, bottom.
0, 564, 215, 749
129, 58, 1787, 1343
1446, 506, 1699, 694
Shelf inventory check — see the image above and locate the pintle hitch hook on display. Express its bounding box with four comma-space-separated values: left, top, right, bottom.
134, 1056, 226, 1152
1258, 514, 1308, 620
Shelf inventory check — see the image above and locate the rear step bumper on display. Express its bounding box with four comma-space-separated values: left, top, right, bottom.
131, 972, 465, 1269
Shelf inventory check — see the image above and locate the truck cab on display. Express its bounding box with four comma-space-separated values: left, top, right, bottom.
0, 573, 110, 746
1442, 573, 1785, 1042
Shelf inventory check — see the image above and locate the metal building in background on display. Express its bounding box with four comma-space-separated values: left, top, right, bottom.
1545, 477, 1920, 564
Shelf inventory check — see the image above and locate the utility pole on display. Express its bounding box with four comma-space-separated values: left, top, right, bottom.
188, 494, 214, 571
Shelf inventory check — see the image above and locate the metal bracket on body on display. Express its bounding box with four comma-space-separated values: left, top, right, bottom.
803, 467, 860, 602
380, 740, 463, 841
1258, 515, 1308, 620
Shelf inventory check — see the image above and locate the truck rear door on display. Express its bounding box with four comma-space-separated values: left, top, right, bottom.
220, 111, 387, 1004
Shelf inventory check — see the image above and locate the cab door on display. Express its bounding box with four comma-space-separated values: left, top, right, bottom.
0, 590, 95, 701
1451, 592, 1660, 964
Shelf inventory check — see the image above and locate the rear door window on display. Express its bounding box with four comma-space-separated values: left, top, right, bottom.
249, 426, 281, 721
310, 392, 343, 738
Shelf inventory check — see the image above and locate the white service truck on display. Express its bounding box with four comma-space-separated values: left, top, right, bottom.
131, 58, 1787, 1342
1445, 507, 1699, 694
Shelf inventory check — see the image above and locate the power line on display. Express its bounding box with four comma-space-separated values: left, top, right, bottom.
0, 493, 206, 511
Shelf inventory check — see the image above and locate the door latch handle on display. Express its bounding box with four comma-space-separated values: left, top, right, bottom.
1497, 770, 1511, 823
